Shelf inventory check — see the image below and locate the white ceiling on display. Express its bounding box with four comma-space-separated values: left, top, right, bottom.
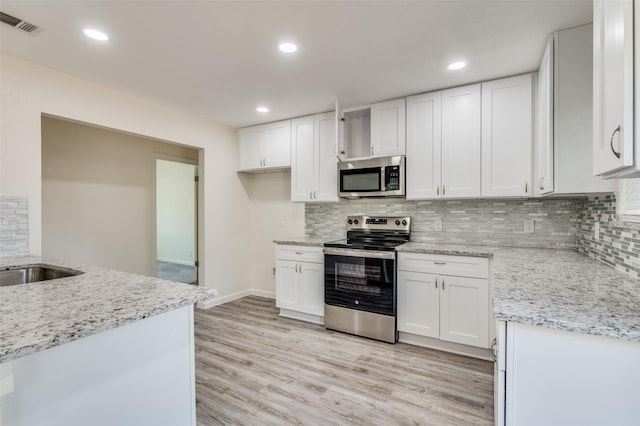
0, 0, 592, 128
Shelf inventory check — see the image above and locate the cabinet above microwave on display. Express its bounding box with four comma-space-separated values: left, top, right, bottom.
338, 99, 406, 160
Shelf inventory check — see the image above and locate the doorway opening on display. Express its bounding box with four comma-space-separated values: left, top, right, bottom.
156, 157, 199, 284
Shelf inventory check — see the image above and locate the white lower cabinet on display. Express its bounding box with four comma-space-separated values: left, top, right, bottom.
397, 252, 490, 356
275, 245, 324, 323
496, 321, 640, 426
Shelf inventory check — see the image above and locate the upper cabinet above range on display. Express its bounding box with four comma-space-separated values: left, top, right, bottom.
237, 120, 291, 172
338, 98, 406, 160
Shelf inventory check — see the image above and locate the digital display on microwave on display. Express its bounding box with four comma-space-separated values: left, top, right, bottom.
341, 167, 382, 192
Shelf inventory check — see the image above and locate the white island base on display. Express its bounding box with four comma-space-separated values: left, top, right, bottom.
0, 305, 196, 426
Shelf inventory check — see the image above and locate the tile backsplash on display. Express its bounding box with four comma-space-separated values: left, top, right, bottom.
306, 197, 582, 249
0, 196, 29, 257
576, 193, 640, 278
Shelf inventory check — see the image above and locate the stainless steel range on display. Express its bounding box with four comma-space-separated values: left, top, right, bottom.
323, 215, 411, 343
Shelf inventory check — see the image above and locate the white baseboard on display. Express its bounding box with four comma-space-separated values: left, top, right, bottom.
196, 288, 275, 309
157, 257, 195, 267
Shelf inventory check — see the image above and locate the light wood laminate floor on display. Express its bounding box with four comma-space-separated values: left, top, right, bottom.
194, 296, 494, 425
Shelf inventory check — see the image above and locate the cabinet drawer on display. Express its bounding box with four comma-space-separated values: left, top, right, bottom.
398, 252, 488, 279
276, 245, 324, 263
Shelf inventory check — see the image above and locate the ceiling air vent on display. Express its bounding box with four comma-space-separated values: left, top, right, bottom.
0, 11, 41, 34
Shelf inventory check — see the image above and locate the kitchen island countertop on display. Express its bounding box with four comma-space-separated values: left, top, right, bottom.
0, 256, 216, 363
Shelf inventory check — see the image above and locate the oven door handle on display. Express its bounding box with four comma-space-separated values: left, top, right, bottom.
323, 248, 396, 260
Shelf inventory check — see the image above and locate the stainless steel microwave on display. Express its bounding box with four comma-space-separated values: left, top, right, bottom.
338, 156, 405, 198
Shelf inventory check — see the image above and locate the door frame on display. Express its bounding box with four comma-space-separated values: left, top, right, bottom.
153, 153, 199, 283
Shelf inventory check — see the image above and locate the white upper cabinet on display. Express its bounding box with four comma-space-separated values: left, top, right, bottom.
481, 74, 534, 197
339, 98, 405, 160
370, 98, 406, 157
593, 0, 636, 177
406, 85, 480, 200
535, 37, 554, 196
238, 120, 291, 172
291, 116, 315, 201
441, 84, 481, 198
291, 112, 337, 202
406, 91, 442, 199
551, 24, 616, 194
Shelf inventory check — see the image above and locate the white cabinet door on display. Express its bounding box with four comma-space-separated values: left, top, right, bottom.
440, 275, 489, 348
275, 260, 299, 311
482, 74, 533, 197
535, 37, 554, 196
593, 0, 634, 176
314, 112, 338, 202
265, 120, 291, 168
406, 92, 442, 199
291, 113, 337, 203
397, 271, 440, 338
441, 84, 481, 198
238, 126, 265, 170
370, 98, 406, 157
238, 120, 291, 171
553, 24, 616, 194
299, 261, 324, 316
506, 322, 640, 426
291, 116, 315, 202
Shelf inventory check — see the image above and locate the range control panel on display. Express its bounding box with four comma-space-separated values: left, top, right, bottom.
346, 215, 411, 232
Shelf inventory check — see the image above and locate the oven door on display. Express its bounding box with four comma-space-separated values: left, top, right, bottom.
324, 248, 396, 316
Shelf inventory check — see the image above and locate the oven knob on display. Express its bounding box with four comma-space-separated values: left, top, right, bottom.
402, 220, 408, 226
348, 219, 353, 225
354, 300, 360, 305
354, 219, 359, 225
395, 219, 401, 226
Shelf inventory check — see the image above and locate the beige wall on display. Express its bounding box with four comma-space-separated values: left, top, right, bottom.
244, 171, 305, 297
1, 53, 253, 299
41, 117, 198, 276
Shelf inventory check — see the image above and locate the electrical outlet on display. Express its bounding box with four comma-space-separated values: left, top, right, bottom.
594, 221, 600, 240
434, 218, 443, 232
278, 218, 285, 228
524, 219, 535, 234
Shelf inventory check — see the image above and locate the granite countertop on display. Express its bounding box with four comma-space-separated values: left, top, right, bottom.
273, 236, 339, 247
0, 256, 216, 363
397, 242, 495, 258
398, 242, 640, 342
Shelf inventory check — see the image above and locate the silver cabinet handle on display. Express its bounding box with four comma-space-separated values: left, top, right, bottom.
442, 185, 446, 196
295, 264, 298, 273
442, 278, 445, 290
295, 251, 303, 255
610, 125, 621, 159
314, 191, 317, 199
525, 181, 528, 194
434, 261, 447, 265
490, 337, 498, 362
437, 185, 440, 196
298, 264, 302, 274
310, 191, 313, 199
371, 146, 374, 156
538, 177, 545, 191
435, 277, 438, 289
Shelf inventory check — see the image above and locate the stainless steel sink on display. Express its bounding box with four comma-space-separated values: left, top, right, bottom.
0, 265, 84, 287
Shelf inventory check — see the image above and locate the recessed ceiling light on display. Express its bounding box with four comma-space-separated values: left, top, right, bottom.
447, 61, 467, 71
256, 106, 269, 113
83, 28, 109, 41
278, 42, 297, 53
